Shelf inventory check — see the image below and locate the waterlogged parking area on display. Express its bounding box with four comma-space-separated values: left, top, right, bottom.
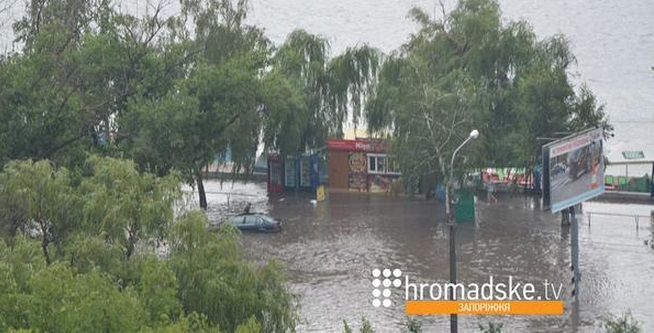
197, 180, 654, 332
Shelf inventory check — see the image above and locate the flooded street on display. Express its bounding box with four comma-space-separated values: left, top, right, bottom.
199, 180, 654, 332
1, 0, 652, 330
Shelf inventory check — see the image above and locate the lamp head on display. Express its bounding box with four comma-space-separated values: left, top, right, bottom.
469, 129, 479, 139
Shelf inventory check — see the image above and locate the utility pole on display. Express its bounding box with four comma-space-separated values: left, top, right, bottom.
446, 187, 457, 333
446, 129, 478, 333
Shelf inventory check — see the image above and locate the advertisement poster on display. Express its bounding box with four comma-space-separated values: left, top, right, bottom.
368, 174, 396, 193
348, 152, 368, 191
543, 128, 605, 212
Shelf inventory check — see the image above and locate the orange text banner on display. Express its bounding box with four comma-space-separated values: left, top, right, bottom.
405, 301, 564, 316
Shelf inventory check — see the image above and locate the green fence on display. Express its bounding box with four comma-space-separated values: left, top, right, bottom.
605, 175, 651, 193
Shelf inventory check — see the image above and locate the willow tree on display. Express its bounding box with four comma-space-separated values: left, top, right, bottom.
260, 71, 308, 155
366, 0, 612, 187
326, 45, 381, 134
0, 159, 298, 332
0, 157, 180, 263
270, 30, 329, 151
270, 30, 381, 153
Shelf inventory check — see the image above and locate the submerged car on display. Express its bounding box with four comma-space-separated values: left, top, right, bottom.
220, 213, 282, 233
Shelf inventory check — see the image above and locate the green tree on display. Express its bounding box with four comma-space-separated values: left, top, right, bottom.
64, 235, 125, 279
272, 30, 381, 150
2, 0, 383, 210
0, 157, 299, 332
137, 255, 182, 324
259, 71, 308, 155
0, 160, 80, 264
122, 59, 262, 210
117, 0, 272, 210
0, 1, 319, 331
366, 0, 612, 186
28, 263, 146, 333
1, 0, 191, 167
168, 211, 299, 332
79, 156, 181, 259
0, 237, 46, 330
0, 157, 180, 263
139, 312, 222, 333
235, 317, 263, 333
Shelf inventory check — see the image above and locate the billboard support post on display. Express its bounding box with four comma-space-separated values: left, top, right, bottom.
570, 205, 580, 302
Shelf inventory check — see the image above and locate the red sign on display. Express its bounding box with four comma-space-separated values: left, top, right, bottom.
327, 139, 388, 153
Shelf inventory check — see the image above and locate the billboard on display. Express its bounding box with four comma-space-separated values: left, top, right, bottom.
542, 128, 605, 213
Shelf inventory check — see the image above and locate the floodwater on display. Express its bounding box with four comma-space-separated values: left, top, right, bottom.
199, 180, 654, 332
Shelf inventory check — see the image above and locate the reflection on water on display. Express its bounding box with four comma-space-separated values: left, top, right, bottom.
200, 180, 654, 332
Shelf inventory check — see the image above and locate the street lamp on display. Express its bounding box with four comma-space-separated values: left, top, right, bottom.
446, 129, 479, 333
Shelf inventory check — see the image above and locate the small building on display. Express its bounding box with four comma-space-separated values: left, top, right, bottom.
326, 138, 401, 193
267, 152, 326, 194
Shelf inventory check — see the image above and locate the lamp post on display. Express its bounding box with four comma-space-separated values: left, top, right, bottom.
446, 129, 479, 333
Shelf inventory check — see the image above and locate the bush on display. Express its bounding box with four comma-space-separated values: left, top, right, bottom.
403, 318, 422, 333
603, 313, 641, 333
343, 317, 375, 333
479, 322, 503, 333
28, 263, 146, 333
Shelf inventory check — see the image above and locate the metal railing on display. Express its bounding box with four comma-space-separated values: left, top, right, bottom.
585, 211, 651, 230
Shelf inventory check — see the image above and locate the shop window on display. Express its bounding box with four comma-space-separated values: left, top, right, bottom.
368, 155, 377, 173
368, 154, 401, 175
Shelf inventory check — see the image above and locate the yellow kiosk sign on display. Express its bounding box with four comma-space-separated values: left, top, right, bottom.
316, 185, 326, 202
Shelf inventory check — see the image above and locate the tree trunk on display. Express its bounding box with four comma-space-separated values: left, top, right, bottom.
196, 170, 207, 210
125, 225, 137, 260
39, 220, 51, 265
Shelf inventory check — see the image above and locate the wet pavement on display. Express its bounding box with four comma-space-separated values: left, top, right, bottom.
196, 180, 654, 333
